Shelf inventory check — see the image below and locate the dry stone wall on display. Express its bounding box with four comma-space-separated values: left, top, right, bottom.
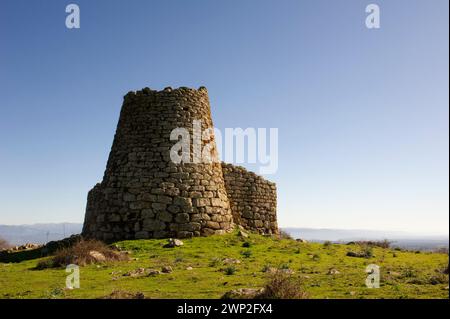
82, 86, 278, 241
221, 163, 278, 235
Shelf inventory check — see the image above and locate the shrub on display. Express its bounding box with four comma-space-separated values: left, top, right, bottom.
224, 266, 236, 275
434, 247, 449, 254
257, 271, 308, 299
401, 268, 416, 278
347, 240, 391, 249
242, 242, 252, 248
346, 247, 373, 259
101, 290, 145, 299
428, 275, 448, 285
0, 237, 11, 250
279, 263, 290, 270
443, 264, 449, 275
279, 230, 293, 240
241, 250, 252, 258
262, 264, 272, 273
323, 241, 332, 248
36, 239, 127, 269
209, 257, 222, 267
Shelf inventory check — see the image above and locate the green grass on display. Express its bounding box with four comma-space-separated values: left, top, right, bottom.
0, 231, 448, 299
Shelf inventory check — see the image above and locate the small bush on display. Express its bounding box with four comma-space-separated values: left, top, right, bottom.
241, 250, 252, 258
36, 239, 127, 269
401, 268, 416, 278
101, 290, 145, 299
209, 257, 222, 267
280, 263, 290, 270
262, 264, 272, 273
428, 275, 448, 285
346, 247, 373, 259
242, 242, 252, 248
257, 271, 308, 299
224, 266, 236, 275
0, 237, 11, 250
434, 247, 449, 254
279, 230, 293, 240
312, 254, 321, 261
348, 240, 391, 249
323, 241, 332, 248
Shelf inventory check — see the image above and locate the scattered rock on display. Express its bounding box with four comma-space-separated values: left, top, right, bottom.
387, 271, 401, 277
238, 230, 249, 238
349, 291, 357, 296
280, 269, 295, 275
163, 238, 184, 248
147, 269, 161, 276
296, 239, 308, 243
346, 251, 373, 258
186, 266, 193, 271
264, 267, 278, 274
3, 243, 42, 252
222, 288, 265, 299
223, 258, 241, 265
264, 267, 294, 275
327, 268, 340, 275
161, 266, 173, 273
89, 250, 106, 262
123, 268, 146, 277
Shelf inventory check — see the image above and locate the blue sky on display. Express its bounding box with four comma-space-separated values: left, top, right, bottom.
0, 0, 448, 234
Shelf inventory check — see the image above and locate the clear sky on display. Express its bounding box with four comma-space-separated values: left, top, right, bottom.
0, 0, 448, 234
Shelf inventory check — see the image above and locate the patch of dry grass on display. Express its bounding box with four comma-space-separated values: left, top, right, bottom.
100, 290, 145, 299
36, 239, 128, 269
256, 271, 309, 299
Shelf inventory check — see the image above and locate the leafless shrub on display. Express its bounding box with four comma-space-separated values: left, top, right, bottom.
256, 271, 309, 299
100, 290, 145, 299
36, 239, 128, 269
347, 240, 391, 249
0, 237, 11, 250
279, 230, 294, 240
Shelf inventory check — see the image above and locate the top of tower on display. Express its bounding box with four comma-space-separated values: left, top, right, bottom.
124, 86, 208, 100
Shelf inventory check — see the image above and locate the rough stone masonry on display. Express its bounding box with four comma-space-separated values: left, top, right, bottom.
82, 86, 278, 241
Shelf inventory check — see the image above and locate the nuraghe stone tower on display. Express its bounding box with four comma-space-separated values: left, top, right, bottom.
82, 86, 278, 241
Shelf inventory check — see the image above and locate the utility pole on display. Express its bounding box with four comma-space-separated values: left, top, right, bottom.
46, 231, 50, 243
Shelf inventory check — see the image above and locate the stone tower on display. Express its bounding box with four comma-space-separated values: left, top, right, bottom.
83, 87, 234, 241
82, 86, 278, 242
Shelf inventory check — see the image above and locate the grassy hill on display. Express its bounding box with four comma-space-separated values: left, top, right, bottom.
0, 230, 448, 299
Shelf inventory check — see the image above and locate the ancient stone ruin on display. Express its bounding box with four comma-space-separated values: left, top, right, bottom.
82, 86, 278, 241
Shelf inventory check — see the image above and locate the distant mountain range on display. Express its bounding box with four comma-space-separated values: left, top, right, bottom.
0, 223, 448, 251
0, 223, 82, 245
283, 227, 449, 251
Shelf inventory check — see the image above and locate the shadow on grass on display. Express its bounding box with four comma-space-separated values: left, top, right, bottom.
0, 248, 46, 263
0, 235, 82, 263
